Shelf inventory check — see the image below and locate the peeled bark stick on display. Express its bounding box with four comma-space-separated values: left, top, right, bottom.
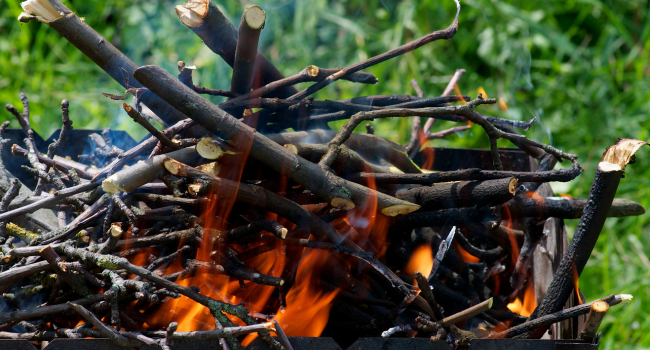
286, 0, 460, 101
492, 294, 630, 339
396, 178, 518, 211
229, 5, 265, 101
134, 66, 420, 216
579, 300, 610, 343
101, 146, 198, 194
175, 0, 297, 99
18, 0, 186, 125
440, 298, 492, 327
123, 103, 180, 150
504, 197, 645, 220
521, 139, 647, 339
349, 166, 582, 185
223, 65, 378, 108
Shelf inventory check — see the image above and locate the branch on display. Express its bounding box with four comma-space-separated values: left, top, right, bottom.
520, 139, 646, 338
19, 0, 186, 125
134, 65, 420, 216
175, 0, 297, 98
286, 0, 461, 101
348, 166, 582, 185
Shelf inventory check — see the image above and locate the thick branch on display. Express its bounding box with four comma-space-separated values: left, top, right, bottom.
349, 166, 582, 185
395, 178, 518, 211
134, 65, 419, 216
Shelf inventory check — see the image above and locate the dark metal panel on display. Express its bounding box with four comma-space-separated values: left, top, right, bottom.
0, 339, 38, 350
141, 339, 223, 350
247, 337, 342, 350
469, 339, 598, 350
43, 339, 125, 350
346, 338, 449, 350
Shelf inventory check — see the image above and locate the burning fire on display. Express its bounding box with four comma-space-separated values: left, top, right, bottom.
243, 247, 340, 345
404, 245, 434, 279
507, 280, 536, 317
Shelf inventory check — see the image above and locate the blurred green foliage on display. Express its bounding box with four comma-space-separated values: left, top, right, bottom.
1, 0, 650, 348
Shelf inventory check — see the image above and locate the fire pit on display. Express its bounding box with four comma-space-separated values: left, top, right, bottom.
0, 0, 643, 349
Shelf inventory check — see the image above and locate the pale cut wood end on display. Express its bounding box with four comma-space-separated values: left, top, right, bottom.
244, 5, 266, 29
508, 178, 518, 194
381, 204, 421, 217
175, 0, 209, 27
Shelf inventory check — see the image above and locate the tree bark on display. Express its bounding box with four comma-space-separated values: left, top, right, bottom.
396, 178, 518, 211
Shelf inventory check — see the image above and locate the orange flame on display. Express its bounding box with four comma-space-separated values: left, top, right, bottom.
455, 242, 480, 264
243, 248, 339, 345
501, 205, 519, 266
454, 84, 466, 104
477, 86, 488, 99
498, 97, 508, 111
507, 281, 536, 317
404, 245, 434, 279
573, 264, 583, 304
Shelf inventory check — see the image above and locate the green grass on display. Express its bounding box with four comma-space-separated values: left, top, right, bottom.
1, 0, 650, 348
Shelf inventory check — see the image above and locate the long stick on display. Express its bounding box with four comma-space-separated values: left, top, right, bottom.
519, 139, 646, 339
349, 166, 582, 185
492, 294, 630, 339
19, 0, 186, 125
134, 65, 419, 216
286, 0, 461, 101
228, 5, 265, 118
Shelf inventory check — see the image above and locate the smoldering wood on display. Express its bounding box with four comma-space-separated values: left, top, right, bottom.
504, 196, 645, 220
520, 139, 646, 339
492, 294, 629, 339
349, 166, 582, 185
395, 178, 518, 211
